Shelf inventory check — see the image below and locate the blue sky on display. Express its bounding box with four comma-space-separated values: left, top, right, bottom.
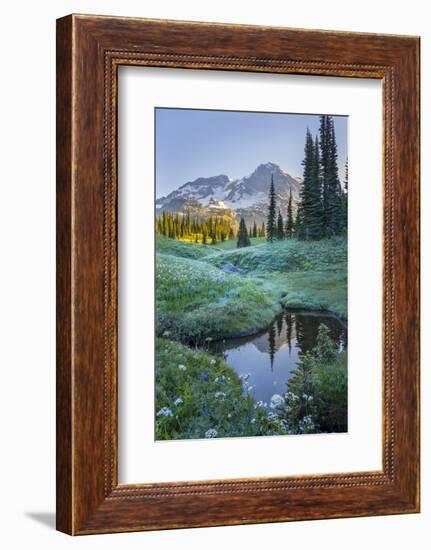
155, 108, 348, 198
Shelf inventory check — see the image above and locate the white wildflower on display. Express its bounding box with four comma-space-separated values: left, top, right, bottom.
174, 397, 183, 406
156, 407, 173, 417
215, 375, 226, 383
215, 391, 226, 399
178, 364, 187, 371
270, 394, 285, 409
254, 400, 266, 409
205, 428, 218, 438
210, 359, 217, 366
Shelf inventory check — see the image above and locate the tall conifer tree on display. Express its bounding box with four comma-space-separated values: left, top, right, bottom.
277, 210, 284, 239
237, 217, 251, 248
297, 129, 317, 240
285, 189, 294, 238
266, 174, 277, 242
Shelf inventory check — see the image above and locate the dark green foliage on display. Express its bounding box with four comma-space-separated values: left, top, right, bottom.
285, 190, 294, 238
281, 324, 347, 434
237, 217, 251, 248
252, 221, 258, 238
340, 157, 348, 233
297, 129, 323, 240
296, 116, 347, 240
319, 115, 345, 237
276, 210, 284, 240
266, 174, 277, 243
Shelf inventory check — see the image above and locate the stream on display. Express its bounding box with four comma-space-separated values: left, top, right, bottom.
209, 310, 347, 404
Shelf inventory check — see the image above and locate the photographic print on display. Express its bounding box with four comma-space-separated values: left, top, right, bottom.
155, 108, 348, 441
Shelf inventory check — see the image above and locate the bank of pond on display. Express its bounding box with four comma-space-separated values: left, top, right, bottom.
155, 309, 348, 440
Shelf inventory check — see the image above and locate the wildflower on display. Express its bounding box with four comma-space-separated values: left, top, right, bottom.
174, 397, 183, 406
251, 418, 256, 424
205, 428, 218, 438
199, 371, 210, 381
254, 401, 266, 409
178, 364, 187, 371
215, 391, 226, 399
270, 394, 285, 409
210, 359, 217, 366
156, 407, 173, 417
162, 330, 171, 337
302, 394, 313, 401
215, 375, 226, 383
286, 391, 299, 401
227, 413, 232, 419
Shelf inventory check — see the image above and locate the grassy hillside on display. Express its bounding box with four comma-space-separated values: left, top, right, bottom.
156, 236, 347, 344
205, 237, 347, 273
156, 236, 218, 259
156, 253, 281, 343
155, 235, 347, 440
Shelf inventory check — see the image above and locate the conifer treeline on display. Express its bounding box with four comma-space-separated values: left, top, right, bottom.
156, 209, 236, 244
265, 115, 347, 243
296, 115, 347, 240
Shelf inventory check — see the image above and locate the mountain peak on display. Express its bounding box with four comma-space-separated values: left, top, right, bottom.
254, 162, 282, 172
156, 162, 301, 225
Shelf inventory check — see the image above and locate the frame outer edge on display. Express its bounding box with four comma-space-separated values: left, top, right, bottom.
56, 14, 74, 535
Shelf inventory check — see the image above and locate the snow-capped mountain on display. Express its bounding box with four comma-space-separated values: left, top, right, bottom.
156, 162, 301, 225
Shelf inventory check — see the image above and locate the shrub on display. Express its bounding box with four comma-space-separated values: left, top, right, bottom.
280, 324, 347, 434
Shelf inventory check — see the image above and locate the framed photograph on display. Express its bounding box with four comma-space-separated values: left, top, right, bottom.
56, 14, 420, 534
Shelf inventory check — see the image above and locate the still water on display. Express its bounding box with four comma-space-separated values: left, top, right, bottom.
210, 310, 347, 404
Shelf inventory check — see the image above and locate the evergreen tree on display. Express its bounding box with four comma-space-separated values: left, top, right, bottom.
260, 221, 266, 238
277, 210, 284, 239
326, 119, 343, 235
266, 174, 277, 242
297, 129, 322, 240
319, 115, 344, 237
340, 157, 348, 233
237, 217, 251, 248
285, 189, 294, 238
344, 157, 348, 192
252, 221, 257, 238
319, 115, 331, 234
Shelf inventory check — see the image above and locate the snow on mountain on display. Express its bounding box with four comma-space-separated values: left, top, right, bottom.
155, 162, 301, 224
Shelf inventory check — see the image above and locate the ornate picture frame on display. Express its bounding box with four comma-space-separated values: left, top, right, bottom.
56, 14, 420, 534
